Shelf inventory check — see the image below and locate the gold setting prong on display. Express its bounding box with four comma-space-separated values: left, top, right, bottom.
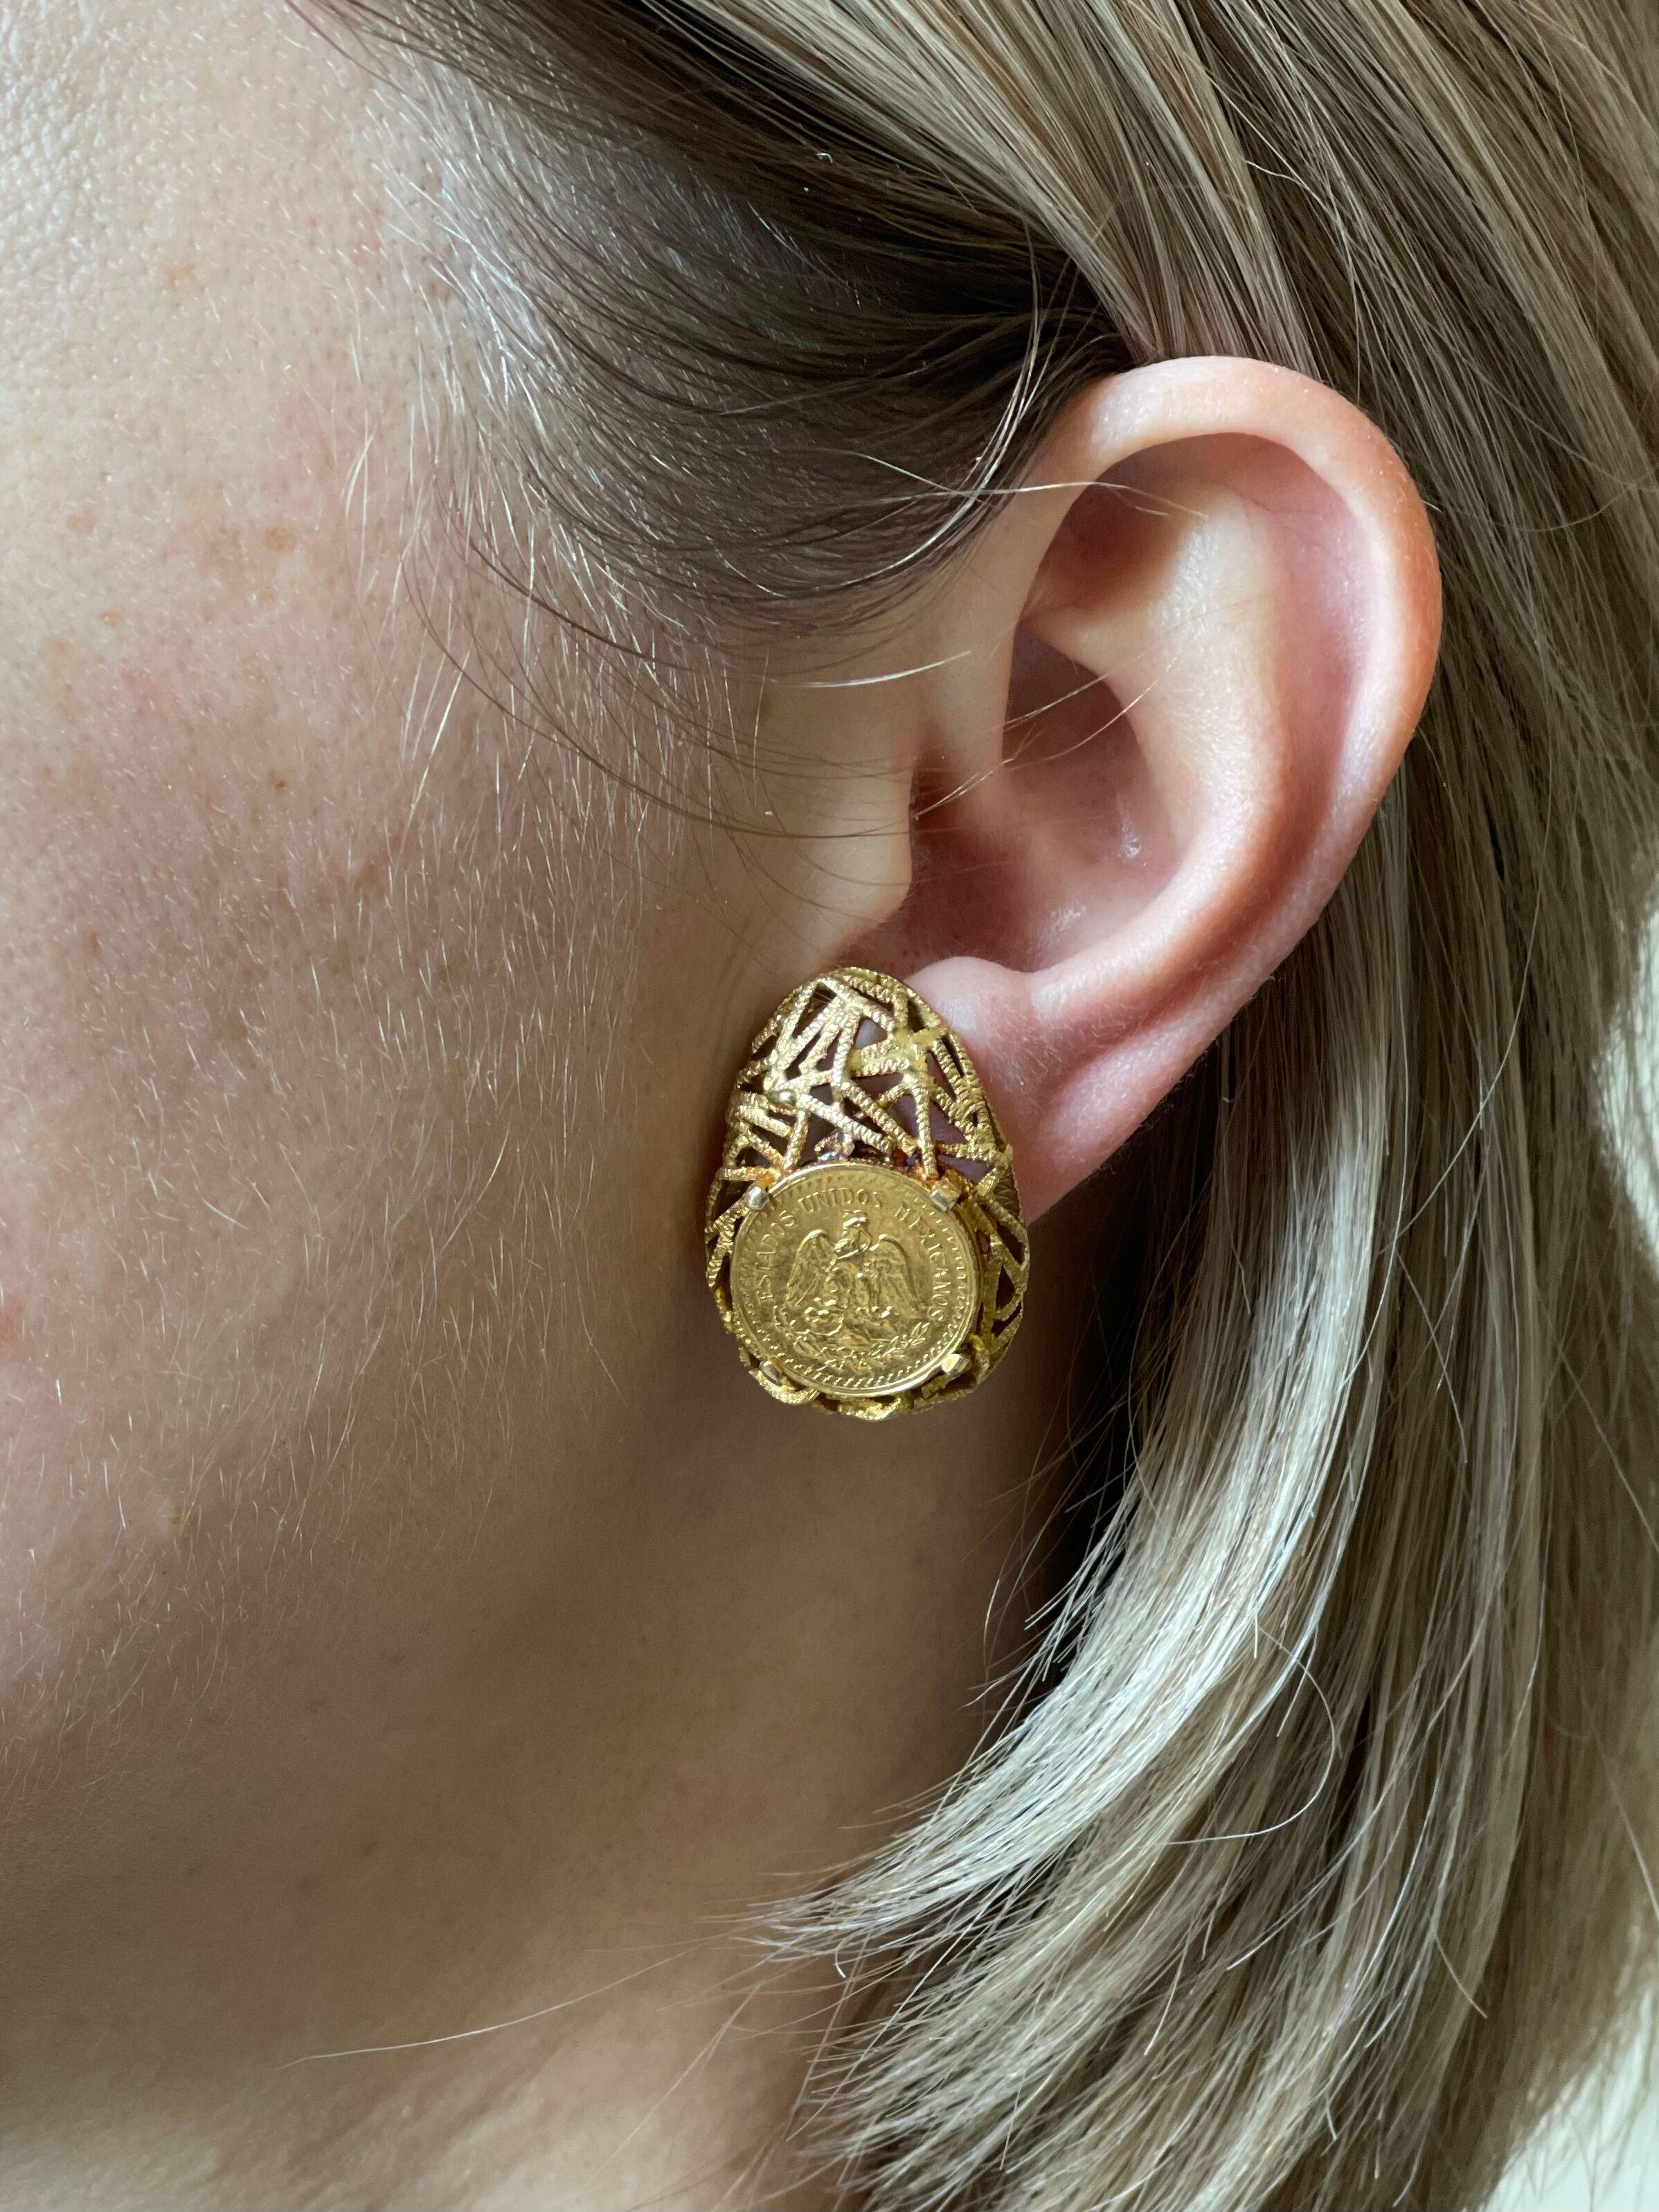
744, 1183, 769, 1212
929, 1180, 959, 1210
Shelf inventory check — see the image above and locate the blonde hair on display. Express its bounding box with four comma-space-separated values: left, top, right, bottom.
330, 2, 1659, 2203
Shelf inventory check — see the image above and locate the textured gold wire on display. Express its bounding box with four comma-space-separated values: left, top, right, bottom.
704, 966, 1029, 1417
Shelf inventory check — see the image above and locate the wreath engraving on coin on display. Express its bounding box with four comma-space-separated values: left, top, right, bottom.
730, 1163, 979, 1398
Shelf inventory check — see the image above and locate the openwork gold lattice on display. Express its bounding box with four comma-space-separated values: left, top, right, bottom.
704, 967, 1029, 1417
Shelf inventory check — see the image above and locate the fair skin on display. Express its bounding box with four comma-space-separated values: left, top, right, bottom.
0, 3, 1439, 2206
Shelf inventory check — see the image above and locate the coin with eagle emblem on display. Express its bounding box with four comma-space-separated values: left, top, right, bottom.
728, 1162, 979, 1400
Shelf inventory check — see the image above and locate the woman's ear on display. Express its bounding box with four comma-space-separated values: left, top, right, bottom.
859, 357, 1441, 1219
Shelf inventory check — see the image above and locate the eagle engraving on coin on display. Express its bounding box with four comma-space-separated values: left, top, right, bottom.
729, 1162, 979, 1399
782, 1209, 928, 1360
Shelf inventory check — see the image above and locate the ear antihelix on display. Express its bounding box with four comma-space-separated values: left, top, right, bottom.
703, 968, 1030, 1417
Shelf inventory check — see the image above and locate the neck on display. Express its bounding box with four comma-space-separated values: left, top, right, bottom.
0, 1208, 1096, 2211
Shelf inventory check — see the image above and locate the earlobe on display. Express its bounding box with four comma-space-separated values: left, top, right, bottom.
888, 358, 1442, 1219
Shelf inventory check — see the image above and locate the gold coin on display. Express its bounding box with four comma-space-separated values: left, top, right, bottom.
730, 1162, 979, 1400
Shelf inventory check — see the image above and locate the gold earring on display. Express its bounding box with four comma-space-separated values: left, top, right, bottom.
704, 966, 1030, 1417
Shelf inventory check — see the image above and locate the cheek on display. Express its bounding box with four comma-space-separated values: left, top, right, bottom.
0, 11, 447, 1618
1, 361, 385, 1325
0, 0, 657, 1761
0, 453, 589, 1745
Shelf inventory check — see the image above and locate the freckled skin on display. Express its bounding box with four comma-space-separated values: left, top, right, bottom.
0, 0, 706, 1955
3, 3, 422, 1698
0, 7, 1061, 2202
